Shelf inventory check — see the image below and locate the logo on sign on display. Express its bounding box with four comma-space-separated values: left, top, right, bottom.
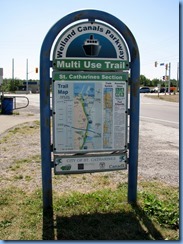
83, 34, 101, 56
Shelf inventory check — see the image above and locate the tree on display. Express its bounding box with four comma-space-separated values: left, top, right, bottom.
151, 78, 161, 87
1, 78, 23, 92
140, 75, 147, 85
1, 78, 38, 92
140, 75, 151, 86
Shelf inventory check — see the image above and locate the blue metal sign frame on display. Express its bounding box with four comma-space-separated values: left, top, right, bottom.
40, 9, 140, 210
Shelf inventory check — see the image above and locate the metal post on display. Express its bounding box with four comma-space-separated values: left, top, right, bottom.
40, 51, 53, 210
127, 48, 140, 203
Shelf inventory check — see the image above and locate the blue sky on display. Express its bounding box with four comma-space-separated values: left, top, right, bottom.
0, 0, 179, 81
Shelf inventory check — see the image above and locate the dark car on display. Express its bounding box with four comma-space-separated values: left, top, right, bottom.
160, 87, 168, 93
139, 87, 150, 93
160, 87, 176, 93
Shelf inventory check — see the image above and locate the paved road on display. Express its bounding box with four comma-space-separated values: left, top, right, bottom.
3, 93, 179, 127
1, 94, 179, 133
1, 93, 178, 140
0, 94, 40, 134
140, 94, 179, 126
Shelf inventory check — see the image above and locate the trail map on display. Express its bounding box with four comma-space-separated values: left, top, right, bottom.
53, 73, 127, 153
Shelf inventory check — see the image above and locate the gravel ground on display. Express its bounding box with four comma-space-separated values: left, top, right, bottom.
0, 113, 179, 195
138, 119, 179, 186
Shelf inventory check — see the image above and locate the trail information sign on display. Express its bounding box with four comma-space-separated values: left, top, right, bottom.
52, 19, 130, 174
40, 9, 140, 208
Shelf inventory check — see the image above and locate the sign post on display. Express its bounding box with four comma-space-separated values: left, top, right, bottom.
40, 9, 140, 210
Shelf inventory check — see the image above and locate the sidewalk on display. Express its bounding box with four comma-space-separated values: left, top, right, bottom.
0, 114, 40, 135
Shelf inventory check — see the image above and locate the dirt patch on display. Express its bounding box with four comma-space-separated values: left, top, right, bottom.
145, 94, 179, 103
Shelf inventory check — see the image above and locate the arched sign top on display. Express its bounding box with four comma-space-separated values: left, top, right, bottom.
41, 9, 139, 68
53, 21, 129, 61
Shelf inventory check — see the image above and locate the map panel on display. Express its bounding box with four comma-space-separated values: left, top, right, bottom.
53, 72, 128, 153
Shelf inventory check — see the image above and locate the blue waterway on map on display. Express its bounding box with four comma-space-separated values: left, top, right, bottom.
74, 83, 95, 96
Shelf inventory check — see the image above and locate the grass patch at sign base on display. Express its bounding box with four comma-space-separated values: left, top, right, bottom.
0, 182, 179, 240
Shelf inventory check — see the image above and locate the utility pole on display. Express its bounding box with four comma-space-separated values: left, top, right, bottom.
26, 59, 28, 93
165, 63, 168, 95
12, 58, 14, 81
168, 62, 171, 94
12, 58, 14, 91
177, 62, 179, 92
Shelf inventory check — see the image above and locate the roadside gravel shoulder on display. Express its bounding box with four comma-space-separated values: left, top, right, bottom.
0, 115, 179, 194
138, 119, 179, 186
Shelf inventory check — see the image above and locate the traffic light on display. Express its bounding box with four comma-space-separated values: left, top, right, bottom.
155, 61, 158, 67
35, 67, 38, 73
163, 76, 165, 80
165, 64, 168, 70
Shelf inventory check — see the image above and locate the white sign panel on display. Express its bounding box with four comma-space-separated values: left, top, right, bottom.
54, 153, 127, 174
52, 72, 128, 153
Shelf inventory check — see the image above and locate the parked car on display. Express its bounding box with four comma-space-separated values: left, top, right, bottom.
160, 87, 176, 93
139, 87, 150, 93
150, 87, 159, 93
160, 87, 168, 93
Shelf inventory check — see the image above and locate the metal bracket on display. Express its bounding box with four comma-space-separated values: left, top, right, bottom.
50, 109, 53, 117
50, 77, 52, 85
51, 161, 54, 168
127, 143, 130, 149
128, 78, 132, 85
88, 18, 95, 23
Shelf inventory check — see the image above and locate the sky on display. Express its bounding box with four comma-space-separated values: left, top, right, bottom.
0, 0, 179, 81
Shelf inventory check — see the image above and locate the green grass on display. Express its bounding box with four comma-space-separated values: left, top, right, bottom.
9, 155, 40, 172
0, 120, 40, 144
0, 182, 179, 240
